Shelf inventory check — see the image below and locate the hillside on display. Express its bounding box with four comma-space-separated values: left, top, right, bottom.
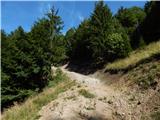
2, 41, 160, 120
2, 1, 160, 120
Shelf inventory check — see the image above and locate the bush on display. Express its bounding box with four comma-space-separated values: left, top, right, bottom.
106, 33, 131, 61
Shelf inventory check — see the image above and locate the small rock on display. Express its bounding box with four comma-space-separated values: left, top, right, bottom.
137, 101, 141, 105
108, 100, 113, 104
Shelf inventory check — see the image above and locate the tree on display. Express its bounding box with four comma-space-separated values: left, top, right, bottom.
70, 19, 92, 62
116, 6, 146, 48
106, 33, 131, 60
1, 27, 36, 108
89, 1, 131, 64
1, 6, 66, 109
105, 18, 132, 61
65, 28, 76, 57
30, 6, 66, 65
141, 1, 160, 43
89, 1, 113, 63
144, 1, 153, 14
68, 1, 131, 66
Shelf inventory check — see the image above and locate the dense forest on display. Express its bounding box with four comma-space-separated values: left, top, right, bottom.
1, 1, 160, 109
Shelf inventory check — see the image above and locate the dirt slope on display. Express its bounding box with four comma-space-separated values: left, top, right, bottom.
38, 64, 160, 120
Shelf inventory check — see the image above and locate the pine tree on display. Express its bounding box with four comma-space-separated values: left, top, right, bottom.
1, 6, 66, 109
65, 28, 76, 57
89, 1, 113, 63
141, 1, 160, 43
71, 19, 92, 61
116, 6, 146, 48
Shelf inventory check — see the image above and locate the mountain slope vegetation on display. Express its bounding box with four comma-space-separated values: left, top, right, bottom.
1, 1, 160, 119
2, 37, 160, 120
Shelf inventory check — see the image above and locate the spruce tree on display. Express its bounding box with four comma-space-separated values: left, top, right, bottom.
141, 1, 160, 43
89, 1, 112, 63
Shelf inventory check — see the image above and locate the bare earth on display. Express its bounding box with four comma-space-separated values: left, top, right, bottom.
38, 66, 160, 120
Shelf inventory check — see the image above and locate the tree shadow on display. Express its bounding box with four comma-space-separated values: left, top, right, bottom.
65, 60, 104, 75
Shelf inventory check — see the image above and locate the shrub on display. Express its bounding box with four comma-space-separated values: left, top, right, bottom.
105, 33, 131, 61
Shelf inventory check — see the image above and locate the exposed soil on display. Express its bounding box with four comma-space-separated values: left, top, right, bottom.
38, 64, 160, 120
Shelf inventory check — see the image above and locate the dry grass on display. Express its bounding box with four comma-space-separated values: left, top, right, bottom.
106, 41, 160, 71
2, 80, 76, 120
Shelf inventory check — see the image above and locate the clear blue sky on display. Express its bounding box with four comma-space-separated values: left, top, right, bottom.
1, 1, 146, 34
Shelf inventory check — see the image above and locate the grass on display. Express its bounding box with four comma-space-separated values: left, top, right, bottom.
2, 73, 76, 120
151, 111, 160, 120
79, 89, 95, 98
126, 59, 160, 89
64, 95, 76, 100
105, 41, 160, 71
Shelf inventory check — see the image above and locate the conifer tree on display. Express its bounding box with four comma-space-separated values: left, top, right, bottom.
89, 1, 112, 63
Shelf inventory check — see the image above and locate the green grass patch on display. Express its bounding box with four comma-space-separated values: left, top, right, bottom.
79, 89, 95, 98
105, 41, 160, 71
125, 60, 160, 89
48, 68, 67, 88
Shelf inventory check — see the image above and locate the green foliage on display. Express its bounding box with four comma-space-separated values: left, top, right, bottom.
106, 33, 131, 60
66, 1, 131, 66
106, 41, 160, 71
89, 1, 113, 63
138, 37, 146, 48
137, 74, 155, 90
151, 111, 160, 120
65, 28, 76, 57
1, 6, 66, 109
89, 1, 131, 64
126, 59, 160, 90
116, 6, 146, 48
2, 80, 75, 120
141, 1, 160, 43
2, 1, 159, 110
48, 68, 68, 87
116, 7, 145, 28
144, 1, 153, 14
71, 19, 92, 61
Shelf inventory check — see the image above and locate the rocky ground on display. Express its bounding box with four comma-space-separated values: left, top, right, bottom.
38, 65, 160, 120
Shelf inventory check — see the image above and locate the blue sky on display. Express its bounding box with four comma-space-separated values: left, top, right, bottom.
1, 1, 146, 34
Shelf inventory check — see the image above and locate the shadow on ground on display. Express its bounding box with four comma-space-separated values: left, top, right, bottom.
65, 60, 104, 75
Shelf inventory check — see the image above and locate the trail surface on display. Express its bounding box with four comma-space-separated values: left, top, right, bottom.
38, 66, 156, 120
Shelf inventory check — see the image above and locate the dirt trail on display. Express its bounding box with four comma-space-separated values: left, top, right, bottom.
38, 66, 140, 120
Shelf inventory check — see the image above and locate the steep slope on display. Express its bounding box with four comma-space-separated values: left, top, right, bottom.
2, 42, 159, 120
39, 56, 160, 120
38, 42, 160, 120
